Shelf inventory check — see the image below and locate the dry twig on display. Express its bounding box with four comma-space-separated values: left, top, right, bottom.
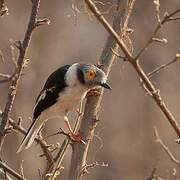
0, 160, 24, 180
135, 8, 180, 60
154, 127, 180, 166
147, 53, 180, 78
0, 110, 54, 165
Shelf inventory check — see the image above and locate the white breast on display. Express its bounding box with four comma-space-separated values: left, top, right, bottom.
39, 84, 87, 121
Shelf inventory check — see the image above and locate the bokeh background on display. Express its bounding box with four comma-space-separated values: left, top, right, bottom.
0, 0, 180, 179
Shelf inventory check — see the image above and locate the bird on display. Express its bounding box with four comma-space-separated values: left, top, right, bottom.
17, 63, 111, 153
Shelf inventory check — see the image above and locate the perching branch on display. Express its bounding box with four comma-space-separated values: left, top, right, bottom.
45, 101, 84, 180
0, 160, 24, 180
69, 1, 136, 180
0, 0, 41, 151
84, 0, 180, 140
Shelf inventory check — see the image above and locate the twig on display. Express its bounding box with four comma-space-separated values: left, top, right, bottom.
48, 100, 83, 180
0, 160, 24, 180
38, 168, 43, 180
19, 160, 25, 179
44, 128, 71, 140
172, 168, 178, 180
80, 161, 108, 176
147, 54, 180, 78
0, 44, 19, 83
154, 127, 180, 166
0, 68, 18, 83
0, 168, 13, 180
110, 48, 127, 61
0, 50, 5, 62
146, 168, 157, 180
0, 110, 53, 165
84, 0, 180, 140
153, 0, 161, 23
135, 8, 180, 60
0, 0, 41, 151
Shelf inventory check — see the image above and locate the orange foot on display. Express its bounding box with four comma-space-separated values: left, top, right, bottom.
86, 89, 99, 97
71, 133, 86, 145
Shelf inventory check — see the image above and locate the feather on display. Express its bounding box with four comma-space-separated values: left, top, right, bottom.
16, 116, 43, 153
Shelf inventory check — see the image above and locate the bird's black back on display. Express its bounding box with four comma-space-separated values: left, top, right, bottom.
33, 65, 70, 120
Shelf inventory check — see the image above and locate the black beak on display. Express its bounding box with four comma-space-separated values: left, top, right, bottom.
100, 82, 112, 90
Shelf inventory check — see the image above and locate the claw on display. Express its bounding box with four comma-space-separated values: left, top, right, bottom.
86, 89, 99, 97
71, 133, 86, 145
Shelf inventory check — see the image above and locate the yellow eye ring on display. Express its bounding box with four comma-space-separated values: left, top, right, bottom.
86, 71, 95, 79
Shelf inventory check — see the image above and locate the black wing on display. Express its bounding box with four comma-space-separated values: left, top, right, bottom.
33, 65, 70, 120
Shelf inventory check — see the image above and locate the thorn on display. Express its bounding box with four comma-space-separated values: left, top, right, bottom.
126, 28, 134, 34
152, 37, 168, 44
17, 117, 23, 126
1, 6, 8, 16
93, 118, 100, 123
14, 41, 23, 50
35, 18, 51, 27
94, 62, 103, 69
5, 126, 13, 134
23, 59, 30, 68
175, 53, 180, 60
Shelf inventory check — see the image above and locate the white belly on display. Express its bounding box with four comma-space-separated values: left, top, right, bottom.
40, 85, 87, 121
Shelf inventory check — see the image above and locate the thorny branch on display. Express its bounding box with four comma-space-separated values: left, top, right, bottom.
0, 0, 41, 151
84, 0, 180, 140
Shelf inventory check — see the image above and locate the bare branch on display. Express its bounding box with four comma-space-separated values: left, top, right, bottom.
147, 54, 180, 78
0, 0, 41, 151
154, 127, 180, 166
136, 8, 180, 60
0, 110, 54, 165
0, 160, 25, 180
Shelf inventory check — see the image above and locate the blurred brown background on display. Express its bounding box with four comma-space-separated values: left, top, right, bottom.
0, 0, 180, 179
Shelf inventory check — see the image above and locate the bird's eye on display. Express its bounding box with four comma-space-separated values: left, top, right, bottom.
86, 71, 95, 79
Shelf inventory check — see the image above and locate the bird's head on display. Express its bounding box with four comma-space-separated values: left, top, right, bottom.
75, 63, 111, 90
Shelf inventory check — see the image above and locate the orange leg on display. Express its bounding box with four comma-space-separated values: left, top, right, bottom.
64, 117, 86, 144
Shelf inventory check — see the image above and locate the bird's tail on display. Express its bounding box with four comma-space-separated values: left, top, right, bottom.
16, 116, 43, 153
